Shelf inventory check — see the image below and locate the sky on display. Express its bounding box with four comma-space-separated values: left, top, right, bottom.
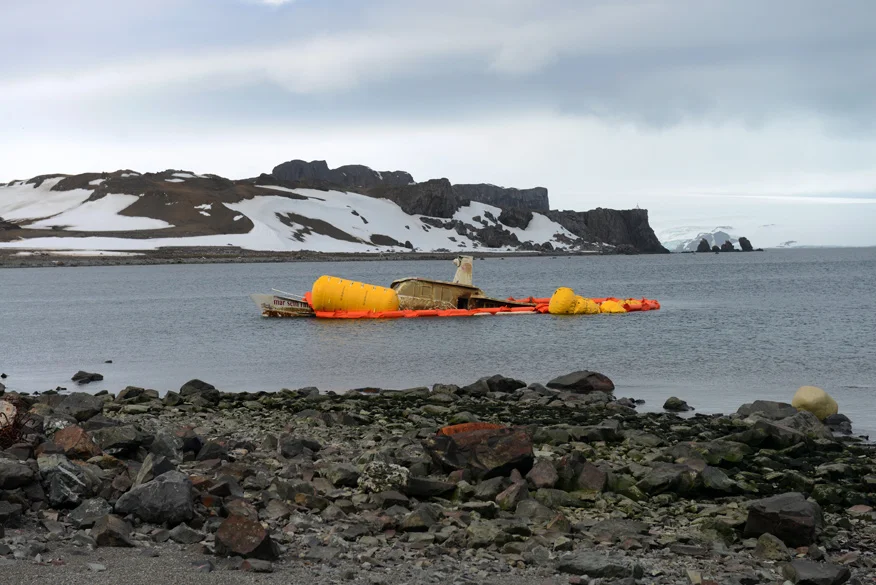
1, 0, 876, 247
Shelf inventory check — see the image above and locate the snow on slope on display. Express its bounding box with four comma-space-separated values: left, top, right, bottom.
0, 178, 93, 221
0, 184, 579, 252
452, 201, 578, 247
25, 194, 172, 231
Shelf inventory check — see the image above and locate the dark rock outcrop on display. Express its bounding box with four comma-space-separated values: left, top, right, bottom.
423, 426, 534, 480
696, 238, 711, 253
453, 184, 549, 212
546, 371, 614, 394
548, 208, 668, 254
739, 236, 754, 252
721, 240, 735, 252
367, 178, 462, 218
498, 208, 533, 229
271, 160, 413, 189
743, 492, 822, 547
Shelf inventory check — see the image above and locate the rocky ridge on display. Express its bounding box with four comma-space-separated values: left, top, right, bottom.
0, 373, 873, 584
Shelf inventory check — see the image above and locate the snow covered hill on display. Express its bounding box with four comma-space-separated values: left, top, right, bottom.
0, 170, 596, 254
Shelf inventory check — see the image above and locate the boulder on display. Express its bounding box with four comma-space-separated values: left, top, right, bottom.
546, 371, 614, 394
168, 524, 205, 544
824, 414, 852, 435
52, 425, 102, 459
496, 481, 530, 511
0, 460, 35, 489
215, 515, 279, 560
90, 425, 143, 456
753, 532, 791, 561
781, 559, 851, 585
423, 426, 534, 480
744, 492, 822, 547
737, 400, 798, 420
71, 371, 103, 385
38, 454, 102, 507
526, 460, 559, 489
663, 396, 692, 412
56, 393, 104, 421
179, 379, 219, 404
92, 514, 134, 547
556, 552, 644, 579
68, 497, 114, 529
322, 463, 360, 487
636, 463, 699, 495
792, 386, 839, 421
277, 435, 322, 459
776, 411, 834, 441
115, 470, 194, 526
0, 501, 23, 527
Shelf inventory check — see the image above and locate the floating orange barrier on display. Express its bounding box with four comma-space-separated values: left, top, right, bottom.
438, 422, 506, 436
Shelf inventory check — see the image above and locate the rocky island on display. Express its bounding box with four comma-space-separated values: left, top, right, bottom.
0, 372, 872, 584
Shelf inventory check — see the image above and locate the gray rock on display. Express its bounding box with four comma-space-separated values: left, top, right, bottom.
38, 453, 101, 507
71, 371, 103, 385
133, 453, 175, 487
169, 523, 204, 544
179, 379, 219, 404
115, 470, 194, 526
277, 435, 322, 459
0, 501, 22, 527
0, 460, 35, 489
753, 532, 791, 561
400, 504, 439, 531
781, 559, 851, 585
90, 425, 143, 455
92, 514, 134, 547
150, 429, 184, 460
663, 396, 692, 411
526, 459, 559, 489
68, 497, 113, 529
777, 411, 834, 441
56, 392, 104, 421
474, 476, 508, 501
744, 492, 823, 547
556, 551, 644, 579
195, 441, 228, 461
588, 519, 651, 542
636, 463, 699, 495
404, 476, 455, 498
546, 371, 615, 394
737, 400, 798, 420
323, 463, 359, 487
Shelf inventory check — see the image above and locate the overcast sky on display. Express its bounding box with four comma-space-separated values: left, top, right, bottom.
2, 0, 875, 246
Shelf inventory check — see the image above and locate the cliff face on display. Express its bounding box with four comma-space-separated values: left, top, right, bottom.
547, 208, 669, 254
452, 184, 549, 212
266, 158, 666, 253
366, 178, 461, 219
272, 160, 413, 189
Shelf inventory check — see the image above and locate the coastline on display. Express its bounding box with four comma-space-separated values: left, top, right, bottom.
0, 248, 606, 269
1, 374, 873, 584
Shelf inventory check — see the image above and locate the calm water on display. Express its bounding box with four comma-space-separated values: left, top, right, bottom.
1, 249, 875, 433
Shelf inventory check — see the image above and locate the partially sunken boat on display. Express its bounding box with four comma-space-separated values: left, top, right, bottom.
250, 256, 660, 319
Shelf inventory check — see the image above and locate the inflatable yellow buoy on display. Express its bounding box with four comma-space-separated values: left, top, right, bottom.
599, 300, 627, 313
548, 287, 577, 315
791, 386, 838, 420
574, 296, 600, 315
311, 275, 399, 312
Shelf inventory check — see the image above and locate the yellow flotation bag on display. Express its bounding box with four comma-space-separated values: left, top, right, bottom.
311, 275, 400, 312
548, 287, 577, 315
574, 296, 600, 315
599, 299, 627, 313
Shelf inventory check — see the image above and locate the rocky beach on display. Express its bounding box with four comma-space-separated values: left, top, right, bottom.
1, 372, 874, 585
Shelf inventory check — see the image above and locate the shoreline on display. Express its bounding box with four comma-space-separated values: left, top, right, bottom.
1, 373, 874, 584
0, 248, 607, 269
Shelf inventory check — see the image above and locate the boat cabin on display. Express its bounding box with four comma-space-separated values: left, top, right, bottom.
390, 277, 534, 311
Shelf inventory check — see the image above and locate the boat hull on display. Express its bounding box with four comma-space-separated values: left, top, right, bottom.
250, 294, 315, 318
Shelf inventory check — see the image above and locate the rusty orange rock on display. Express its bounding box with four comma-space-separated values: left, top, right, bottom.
215, 515, 279, 560
437, 422, 506, 436
52, 425, 102, 459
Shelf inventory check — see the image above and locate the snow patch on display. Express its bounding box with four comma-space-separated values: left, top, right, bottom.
199, 211, 211, 217
165, 178, 184, 183
0, 178, 92, 222
194, 203, 212, 210
89, 178, 105, 186
25, 194, 173, 231
172, 172, 196, 179
120, 173, 140, 178
233, 215, 243, 221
